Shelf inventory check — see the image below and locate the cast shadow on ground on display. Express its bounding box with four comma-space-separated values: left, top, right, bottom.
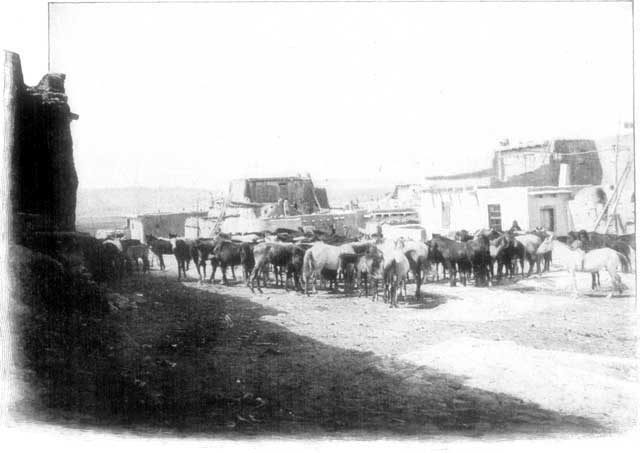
15, 273, 607, 439
401, 292, 457, 309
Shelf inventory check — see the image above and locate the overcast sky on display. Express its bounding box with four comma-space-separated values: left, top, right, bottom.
48, 1, 633, 190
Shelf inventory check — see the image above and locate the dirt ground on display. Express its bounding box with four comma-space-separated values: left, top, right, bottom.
25, 257, 637, 438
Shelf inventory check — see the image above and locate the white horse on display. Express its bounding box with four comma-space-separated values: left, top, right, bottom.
537, 235, 629, 298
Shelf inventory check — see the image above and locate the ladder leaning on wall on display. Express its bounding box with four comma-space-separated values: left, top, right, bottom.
592, 161, 632, 235
210, 189, 232, 237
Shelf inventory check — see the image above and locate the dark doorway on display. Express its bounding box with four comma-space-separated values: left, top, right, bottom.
540, 207, 555, 231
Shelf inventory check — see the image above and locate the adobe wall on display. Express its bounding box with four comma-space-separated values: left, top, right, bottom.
3, 50, 79, 238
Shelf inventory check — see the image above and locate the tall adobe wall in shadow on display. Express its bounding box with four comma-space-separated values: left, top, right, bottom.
3, 50, 79, 237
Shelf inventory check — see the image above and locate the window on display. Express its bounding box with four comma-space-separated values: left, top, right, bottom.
524, 153, 535, 171
278, 183, 288, 199
487, 204, 502, 230
540, 208, 555, 231
441, 201, 451, 229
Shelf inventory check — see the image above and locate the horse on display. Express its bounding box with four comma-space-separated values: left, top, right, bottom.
355, 246, 384, 300
400, 239, 430, 298
249, 242, 305, 293
338, 252, 360, 292
513, 233, 544, 276
191, 238, 217, 281
210, 240, 254, 285
124, 244, 150, 273
101, 241, 126, 279
571, 230, 635, 273
489, 235, 508, 280
464, 233, 492, 286
528, 228, 552, 271
502, 232, 526, 278
569, 230, 635, 289
146, 235, 173, 270
425, 240, 447, 282
169, 235, 193, 281
382, 248, 411, 307
536, 236, 630, 298
302, 242, 356, 295
427, 235, 470, 286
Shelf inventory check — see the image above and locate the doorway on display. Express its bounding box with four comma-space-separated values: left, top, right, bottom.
540, 207, 555, 231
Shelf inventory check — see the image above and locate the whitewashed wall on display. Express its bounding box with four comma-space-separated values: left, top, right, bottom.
528, 193, 573, 235
420, 187, 530, 235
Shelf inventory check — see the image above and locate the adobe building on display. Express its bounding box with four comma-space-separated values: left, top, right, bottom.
128, 211, 208, 242
418, 139, 608, 236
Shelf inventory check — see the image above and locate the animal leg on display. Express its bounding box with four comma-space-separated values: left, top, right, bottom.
254, 263, 265, 293
284, 269, 291, 292
221, 265, 229, 285
209, 260, 218, 283
447, 261, 456, 287
571, 271, 579, 298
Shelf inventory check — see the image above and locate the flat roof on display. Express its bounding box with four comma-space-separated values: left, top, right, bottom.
421, 184, 590, 194
129, 211, 208, 219
234, 176, 313, 183
527, 185, 589, 195
424, 168, 494, 181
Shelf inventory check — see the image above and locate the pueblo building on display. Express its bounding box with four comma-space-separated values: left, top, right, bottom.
417, 139, 612, 236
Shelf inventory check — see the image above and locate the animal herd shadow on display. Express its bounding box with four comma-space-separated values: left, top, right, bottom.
401, 292, 457, 310
15, 272, 609, 438
583, 293, 634, 299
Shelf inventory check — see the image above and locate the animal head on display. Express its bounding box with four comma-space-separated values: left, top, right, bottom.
536, 234, 555, 254
489, 236, 506, 258
570, 239, 583, 250
426, 238, 440, 253
578, 230, 589, 243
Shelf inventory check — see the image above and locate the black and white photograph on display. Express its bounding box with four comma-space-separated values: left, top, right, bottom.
0, 0, 637, 449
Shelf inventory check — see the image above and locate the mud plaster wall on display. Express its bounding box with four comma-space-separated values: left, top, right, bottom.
6, 51, 79, 237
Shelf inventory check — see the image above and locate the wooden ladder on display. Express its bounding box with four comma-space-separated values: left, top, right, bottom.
592, 161, 632, 234
210, 189, 232, 237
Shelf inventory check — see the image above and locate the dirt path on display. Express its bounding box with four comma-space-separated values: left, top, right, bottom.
194, 270, 637, 429
27, 256, 633, 437
77, 257, 636, 436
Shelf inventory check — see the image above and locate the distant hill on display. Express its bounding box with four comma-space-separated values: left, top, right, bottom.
76, 186, 222, 219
